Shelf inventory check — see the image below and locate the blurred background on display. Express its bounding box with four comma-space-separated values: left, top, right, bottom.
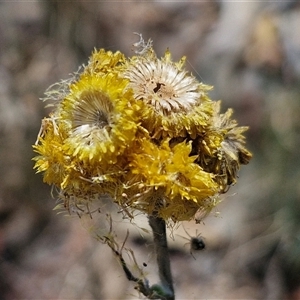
1, 1, 300, 299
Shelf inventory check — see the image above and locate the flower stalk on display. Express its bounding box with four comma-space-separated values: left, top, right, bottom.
149, 214, 175, 300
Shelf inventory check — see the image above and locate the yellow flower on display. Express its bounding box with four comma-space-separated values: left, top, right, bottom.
84, 48, 125, 76
33, 116, 68, 185
122, 139, 219, 221
59, 73, 140, 166
123, 47, 214, 139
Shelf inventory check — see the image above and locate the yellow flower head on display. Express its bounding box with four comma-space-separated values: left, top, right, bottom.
122, 139, 219, 221
123, 41, 214, 139
33, 115, 69, 186
84, 48, 125, 76
59, 73, 140, 165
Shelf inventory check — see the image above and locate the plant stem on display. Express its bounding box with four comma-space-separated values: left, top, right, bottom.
149, 214, 175, 300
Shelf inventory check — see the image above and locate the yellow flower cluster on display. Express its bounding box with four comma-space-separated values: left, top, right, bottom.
33, 37, 252, 222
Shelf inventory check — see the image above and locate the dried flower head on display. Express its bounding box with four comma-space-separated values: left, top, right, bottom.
193, 101, 252, 192
123, 43, 213, 139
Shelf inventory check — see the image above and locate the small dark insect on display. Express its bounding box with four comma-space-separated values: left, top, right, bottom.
180, 226, 206, 259
143, 262, 148, 267
190, 236, 205, 251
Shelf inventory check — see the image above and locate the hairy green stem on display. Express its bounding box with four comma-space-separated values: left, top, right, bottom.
149, 214, 175, 300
